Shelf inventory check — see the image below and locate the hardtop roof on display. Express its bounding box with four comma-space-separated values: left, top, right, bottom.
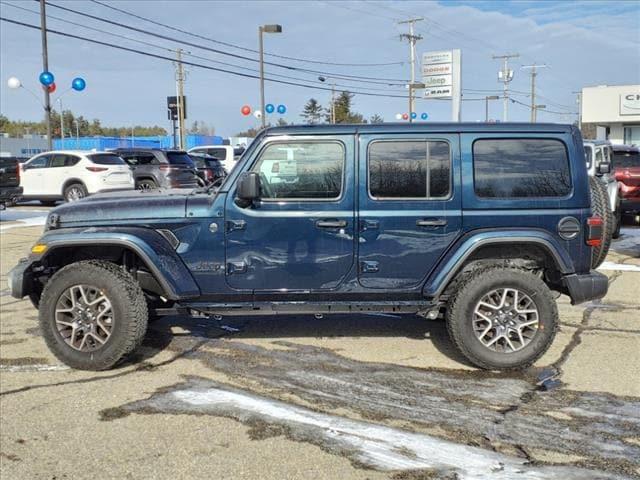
263, 122, 575, 136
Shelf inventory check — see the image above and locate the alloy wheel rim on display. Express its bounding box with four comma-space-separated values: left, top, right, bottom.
472, 288, 539, 353
67, 187, 84, 201
137, 182, 152, 191
54, 284, 114, 352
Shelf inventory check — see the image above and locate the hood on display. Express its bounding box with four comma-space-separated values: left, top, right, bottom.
49, 189, 191, 226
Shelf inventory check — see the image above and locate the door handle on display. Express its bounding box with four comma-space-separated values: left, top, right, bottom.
416, 218, 447, 227
316, 219, 347, 228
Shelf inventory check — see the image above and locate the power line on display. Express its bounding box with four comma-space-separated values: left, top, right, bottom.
5, 1, 406, 94
41, 1, 409, 85
0, 16, 411, 99
90, 0, 405, 68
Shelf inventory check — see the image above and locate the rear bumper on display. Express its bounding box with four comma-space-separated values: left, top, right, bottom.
564, 271, 608, 305
0, 186, 23, 204
7, 258, 33, 299
620, 198, 640, 214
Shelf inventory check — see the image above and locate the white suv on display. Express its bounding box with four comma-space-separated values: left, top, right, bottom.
20, 151, 134, 204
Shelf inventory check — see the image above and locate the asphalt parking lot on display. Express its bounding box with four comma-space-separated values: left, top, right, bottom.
1, 206, 639, 480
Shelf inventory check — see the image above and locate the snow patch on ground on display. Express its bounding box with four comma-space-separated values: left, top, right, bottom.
598, 261, 640, 272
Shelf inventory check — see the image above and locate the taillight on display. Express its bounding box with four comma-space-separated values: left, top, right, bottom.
586, 216, 603, 247
86, 166, 109, 172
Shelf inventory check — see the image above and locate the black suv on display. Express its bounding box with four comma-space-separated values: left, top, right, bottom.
0, 156, 23, 208
188, 152, 227, 186
111, 148, 199, 190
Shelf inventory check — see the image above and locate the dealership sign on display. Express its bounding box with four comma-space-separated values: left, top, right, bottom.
421, 49, 461, 121
620, 92, 640, 116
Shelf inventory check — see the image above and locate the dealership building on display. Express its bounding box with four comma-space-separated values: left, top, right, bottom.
581, 84, 640, 145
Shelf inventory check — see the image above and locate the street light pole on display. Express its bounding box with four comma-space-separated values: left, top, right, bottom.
259, 24, 282, 130
39, 0, 52, 150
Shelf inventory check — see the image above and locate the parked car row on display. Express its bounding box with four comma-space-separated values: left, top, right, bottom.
1, 146, 235, 206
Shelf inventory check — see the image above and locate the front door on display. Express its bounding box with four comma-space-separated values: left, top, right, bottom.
21, 154, 51, 197
225, 136, 355, 291
357, 134, 462, 289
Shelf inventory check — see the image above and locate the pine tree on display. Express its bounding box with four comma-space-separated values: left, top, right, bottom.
300, 98, 324, 124
369, 114, 384, 124
328, 91, 366, 124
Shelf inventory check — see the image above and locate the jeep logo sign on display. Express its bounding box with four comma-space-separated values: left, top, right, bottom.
620, 92, 640, 116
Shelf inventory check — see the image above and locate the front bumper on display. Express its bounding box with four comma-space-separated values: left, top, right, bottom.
7, 259, 33, 299
564, 271, 608, 305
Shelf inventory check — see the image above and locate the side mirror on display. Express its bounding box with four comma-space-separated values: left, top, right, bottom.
597, 162, 611, 175
235, 171, 260, 207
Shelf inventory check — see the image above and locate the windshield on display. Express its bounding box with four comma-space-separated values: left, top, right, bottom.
88, 154, 126, 165
612, 151, 640, 169
166, 152, 195, 166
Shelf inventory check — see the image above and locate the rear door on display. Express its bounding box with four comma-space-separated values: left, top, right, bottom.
358, 134, 462, 289
45, 154, 80, 195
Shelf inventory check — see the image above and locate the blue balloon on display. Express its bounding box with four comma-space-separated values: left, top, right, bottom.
72, 77, 86, 91
277, 104, 286, 114
39, 71, 54, 86
265, 103, 275, 114
421, 113, 428, 120
410, 112, 417, 119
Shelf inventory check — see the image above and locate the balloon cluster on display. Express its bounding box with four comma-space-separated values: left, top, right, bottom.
241, 104, 287, 117
37, 71, 86, 93
395, 112, 429, 121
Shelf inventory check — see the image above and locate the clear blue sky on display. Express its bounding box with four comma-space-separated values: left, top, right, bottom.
1, 0, 638, 137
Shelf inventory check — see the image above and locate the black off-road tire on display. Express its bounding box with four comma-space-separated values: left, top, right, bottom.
612, 199, 622, 239
38, 260, 148, 370
446, 266, 558, 370
589, 177, 613, 269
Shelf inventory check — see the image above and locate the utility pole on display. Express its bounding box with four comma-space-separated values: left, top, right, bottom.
485, 95, 499, 122
492, 53, 519, 122
174, 49, 186, 150
399, 18, 423, 123
522, 63, 547, 122
39, 0, 52, 150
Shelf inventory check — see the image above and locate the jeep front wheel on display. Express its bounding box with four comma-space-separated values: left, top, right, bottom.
446, 267, 558, 370
38, 261, 148, 370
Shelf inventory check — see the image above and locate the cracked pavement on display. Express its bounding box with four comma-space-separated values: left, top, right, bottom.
1, 207, 639, 479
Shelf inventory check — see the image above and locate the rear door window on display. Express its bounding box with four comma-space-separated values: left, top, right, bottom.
368, 140, 451, 199
207, 148, 227, 159
473, 138, 571, 198
165, 152, 195, 167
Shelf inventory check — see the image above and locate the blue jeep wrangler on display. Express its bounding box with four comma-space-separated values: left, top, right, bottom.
8, 123, 608, 371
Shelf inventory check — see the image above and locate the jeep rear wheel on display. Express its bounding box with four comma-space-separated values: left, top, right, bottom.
136, 179, 157, 191
38, 261, 148, 370
446, 267, 558, 370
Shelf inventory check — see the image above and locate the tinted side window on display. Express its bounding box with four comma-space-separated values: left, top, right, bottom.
207, 148, 227, 159
27, 156, 49, 169
252, 142, 344, 200
368, 140, 451, 199
49, 154, 67, 168
473, 138, 571, 198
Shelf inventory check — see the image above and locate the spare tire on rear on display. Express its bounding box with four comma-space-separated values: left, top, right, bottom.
589, 176, 613, 269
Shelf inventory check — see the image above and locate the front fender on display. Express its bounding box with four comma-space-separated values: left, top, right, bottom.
423, 229, 575, 299
33, 227, 200, 300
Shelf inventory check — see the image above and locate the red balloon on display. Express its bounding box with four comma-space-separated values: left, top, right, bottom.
43, 82, 56, 93
402, 113, 409, 120
241, 105, 251, 116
